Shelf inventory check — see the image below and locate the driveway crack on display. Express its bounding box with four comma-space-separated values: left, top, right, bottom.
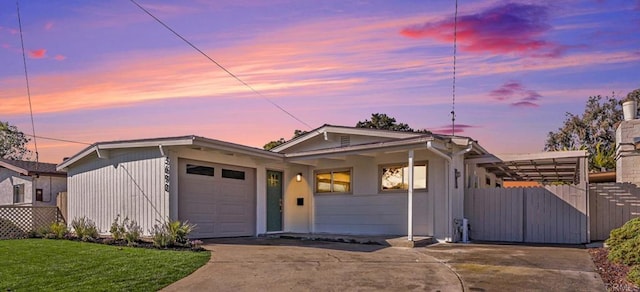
327, 253, 342, 262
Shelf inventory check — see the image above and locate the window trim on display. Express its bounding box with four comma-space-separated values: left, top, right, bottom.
314, 168, 352, 194
379, 161, 429, 192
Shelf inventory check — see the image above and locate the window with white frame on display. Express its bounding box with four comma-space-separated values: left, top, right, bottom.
315, 169, 351, 193
380, 162, 428, 191
13, 184, 25, 203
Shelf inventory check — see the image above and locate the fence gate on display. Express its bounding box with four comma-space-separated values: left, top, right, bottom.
464, 185, 588, 244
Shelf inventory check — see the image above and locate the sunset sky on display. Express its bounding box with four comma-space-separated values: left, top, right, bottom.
1, 0, 639, 163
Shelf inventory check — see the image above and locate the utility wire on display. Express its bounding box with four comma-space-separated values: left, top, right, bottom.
0, 128, 92, 145
451, 0, 458, 137
129, 0, 314, 130
16, 0, 40, 165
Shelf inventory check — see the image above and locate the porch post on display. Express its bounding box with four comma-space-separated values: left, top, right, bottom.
408, 150, 414, 241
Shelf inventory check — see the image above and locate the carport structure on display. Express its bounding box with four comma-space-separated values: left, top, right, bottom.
468, 150, 589, 185
464, 150, 591, 244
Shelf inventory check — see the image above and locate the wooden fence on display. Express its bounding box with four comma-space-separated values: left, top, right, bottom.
0, 206, 65, 239
589, 182, 640, 241
464, 184, 589, 244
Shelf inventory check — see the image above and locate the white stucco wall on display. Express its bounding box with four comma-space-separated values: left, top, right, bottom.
0, 169, 33, 205
310, 149, 448, 237
32, 176, 67, 206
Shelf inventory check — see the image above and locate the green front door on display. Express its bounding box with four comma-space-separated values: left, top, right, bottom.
266, 170, 283, 232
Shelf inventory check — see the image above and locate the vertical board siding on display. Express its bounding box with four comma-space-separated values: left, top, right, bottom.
589, 182, 640, 241
465, 185, 588, 244
67, 148, 167, 235
314, 192, 432, 236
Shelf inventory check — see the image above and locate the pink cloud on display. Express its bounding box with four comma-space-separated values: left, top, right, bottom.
400, 3, 565, 58
430, 124, 477, 135
489, 81, 542, 108
29, 49, 47, 59
44, 22, 54, 31
54, 54, 66, 61
511, 101, 539, 108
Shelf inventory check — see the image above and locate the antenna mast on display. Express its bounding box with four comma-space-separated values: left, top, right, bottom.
451, 0, 459, 137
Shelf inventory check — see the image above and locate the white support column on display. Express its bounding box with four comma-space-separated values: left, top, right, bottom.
408, 149, 414, 241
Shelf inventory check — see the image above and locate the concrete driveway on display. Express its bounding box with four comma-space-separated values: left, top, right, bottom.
162, 238, 605, 291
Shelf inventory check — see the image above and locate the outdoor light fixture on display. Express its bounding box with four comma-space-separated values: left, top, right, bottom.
296, 173, 302, 182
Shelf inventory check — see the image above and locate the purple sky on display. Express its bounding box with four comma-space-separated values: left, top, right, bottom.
1, 0, 639, 163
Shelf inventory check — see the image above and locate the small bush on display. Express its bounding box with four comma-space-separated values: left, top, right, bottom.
629, 266, 640, 286
150, 219, 196, 248
71, 216, 99, 241
150, 224, 173, 248
123, 218, 142, 246
606, 217, 640, 249
109, 215, 126, 241
50, 222, 69, 239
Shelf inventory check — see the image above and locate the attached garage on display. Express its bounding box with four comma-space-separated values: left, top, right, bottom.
178, 159, 256, 238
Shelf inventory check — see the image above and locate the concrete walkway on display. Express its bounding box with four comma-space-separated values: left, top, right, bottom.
162, 238, 606, 291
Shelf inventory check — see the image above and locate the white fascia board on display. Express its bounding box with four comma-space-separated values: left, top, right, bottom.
284, 137, 434, 161
270, 127, 326, 152
271, 125, 422, 152
57, 146, 98, 171
98, 137, 195, 149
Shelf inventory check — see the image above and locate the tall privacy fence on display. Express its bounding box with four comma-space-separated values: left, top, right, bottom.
0, 206, 66, 239
465, 185, 588, 244
589, 182, 640, 241
465, 182, 640, 244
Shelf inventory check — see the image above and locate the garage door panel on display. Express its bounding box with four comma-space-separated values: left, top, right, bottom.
178, 159, 256, 238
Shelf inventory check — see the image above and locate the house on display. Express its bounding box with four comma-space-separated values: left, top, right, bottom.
57, 125, 501, 242
0, 158, 67, 206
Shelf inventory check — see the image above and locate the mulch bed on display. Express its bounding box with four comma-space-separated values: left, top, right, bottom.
588, 247, 640, 292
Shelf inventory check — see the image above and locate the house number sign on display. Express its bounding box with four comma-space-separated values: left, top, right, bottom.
164, 157, 170, 192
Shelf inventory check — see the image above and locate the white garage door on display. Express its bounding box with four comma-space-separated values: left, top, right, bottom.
178, 159, 256, 238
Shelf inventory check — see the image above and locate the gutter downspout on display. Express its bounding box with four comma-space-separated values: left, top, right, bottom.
427, 141, 473, 242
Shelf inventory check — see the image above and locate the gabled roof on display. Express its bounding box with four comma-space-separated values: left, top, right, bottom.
0, 158, 66, 176
57, 135, 284, 171
270, 124, 424, 152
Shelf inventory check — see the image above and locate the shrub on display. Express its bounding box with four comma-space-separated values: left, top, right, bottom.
123, 218, 142, 246
50, 222, 69, 239
150, 224, 172, 248
629, 266, 640, 286
606, 217, 640, 249
109, 215, 126, 241
71, 216, 99, 241
150, 219, 196, 248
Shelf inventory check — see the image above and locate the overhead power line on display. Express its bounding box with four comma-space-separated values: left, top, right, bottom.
129, 0, 314, 130
451, 0, 459, 137
0, 128, 92, 145
16, 0, 40, 165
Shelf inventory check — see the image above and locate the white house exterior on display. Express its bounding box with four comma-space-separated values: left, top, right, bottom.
57, 125, 496, 242
0, 159, 67, 206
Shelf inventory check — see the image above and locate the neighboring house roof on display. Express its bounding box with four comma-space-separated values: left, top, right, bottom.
270, 124, 425, 152
0, 158, 66, 177
57, 135, 284, 171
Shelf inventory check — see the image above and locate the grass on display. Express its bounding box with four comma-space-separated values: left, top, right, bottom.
0, 239, 210, 291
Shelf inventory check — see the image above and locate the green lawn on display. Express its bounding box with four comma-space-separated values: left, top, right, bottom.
0, 239, 210, 291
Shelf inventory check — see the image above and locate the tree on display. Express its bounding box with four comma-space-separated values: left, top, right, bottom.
0, 121, 31, 160
544, 90, 640, 171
